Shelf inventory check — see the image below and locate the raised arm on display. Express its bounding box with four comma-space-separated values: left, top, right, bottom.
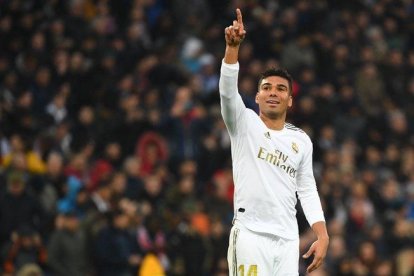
219, 9, 248, 136
224, 8, 246, 64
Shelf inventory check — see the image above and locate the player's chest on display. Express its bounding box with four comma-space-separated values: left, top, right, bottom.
246, 127, 303, 172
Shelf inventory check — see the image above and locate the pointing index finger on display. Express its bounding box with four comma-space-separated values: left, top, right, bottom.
236, 8, 243, 25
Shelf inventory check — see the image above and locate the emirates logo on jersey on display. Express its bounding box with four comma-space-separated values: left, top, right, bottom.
257, 146, 297, 178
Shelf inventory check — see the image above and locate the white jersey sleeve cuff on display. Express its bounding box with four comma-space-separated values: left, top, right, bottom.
221, 60, 239, 76
307, 213, 326, 227
300, 192, 325, 226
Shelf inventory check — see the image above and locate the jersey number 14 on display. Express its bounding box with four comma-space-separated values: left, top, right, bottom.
238, 264, 257, 276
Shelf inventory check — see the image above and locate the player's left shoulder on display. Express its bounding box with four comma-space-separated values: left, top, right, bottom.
284, 123, 313, 148
284, 123, 307, 137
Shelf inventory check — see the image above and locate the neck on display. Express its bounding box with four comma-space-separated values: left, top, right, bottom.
260, 113, 285, 130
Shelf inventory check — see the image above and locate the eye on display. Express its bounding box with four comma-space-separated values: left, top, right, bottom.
277, 86, 288, 93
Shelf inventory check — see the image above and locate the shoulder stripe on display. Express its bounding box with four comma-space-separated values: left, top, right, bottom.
284, 123, 304, 132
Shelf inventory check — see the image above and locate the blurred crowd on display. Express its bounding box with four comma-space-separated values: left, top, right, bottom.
0, 0, 413, 275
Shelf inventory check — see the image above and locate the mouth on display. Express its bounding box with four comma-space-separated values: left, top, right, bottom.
266, 100, 280, 105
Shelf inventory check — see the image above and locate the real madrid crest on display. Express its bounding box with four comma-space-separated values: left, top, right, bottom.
292, 142, 299, 154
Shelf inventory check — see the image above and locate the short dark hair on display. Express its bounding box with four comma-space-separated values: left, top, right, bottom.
258, 68, 293, 95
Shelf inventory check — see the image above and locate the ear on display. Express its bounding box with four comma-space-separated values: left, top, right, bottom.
255, 92, 259, 104
288, 95, 293, 108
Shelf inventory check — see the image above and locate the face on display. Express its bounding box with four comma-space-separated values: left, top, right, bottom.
64, 216, 80, 232
114, 214, 129, 229
21, 236, 35, 248
256, 76, 292, 119
8, 181, 25, 196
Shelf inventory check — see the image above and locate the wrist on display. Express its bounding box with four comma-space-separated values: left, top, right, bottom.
226, 44, 240, 49
317, 235, 329, 241
311, 221, 329, 240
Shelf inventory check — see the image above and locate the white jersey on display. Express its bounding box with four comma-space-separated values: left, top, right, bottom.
219, 61, 325, 240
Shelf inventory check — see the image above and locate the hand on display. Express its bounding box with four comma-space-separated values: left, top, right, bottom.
303, 237, 329, 273
225, 9, 246, 47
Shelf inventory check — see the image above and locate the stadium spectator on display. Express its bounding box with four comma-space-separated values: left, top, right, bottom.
1, 226, 46, 275
47, 211, 90, 276
0, 171, 44, 245
94, 209, 141, 276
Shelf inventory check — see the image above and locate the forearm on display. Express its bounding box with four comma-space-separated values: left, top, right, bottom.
297, 145, 326, 227
299, 189, 325, 226
312, 221, 329, 240
224, 45, 240, 64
